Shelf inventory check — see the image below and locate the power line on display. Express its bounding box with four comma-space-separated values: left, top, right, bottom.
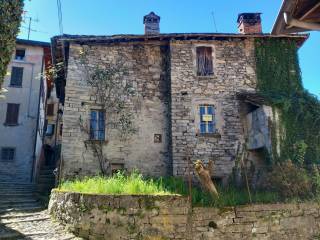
56, 0, 64, 34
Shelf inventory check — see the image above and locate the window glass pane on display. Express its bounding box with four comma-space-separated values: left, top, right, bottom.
200, 123, 207, 133
90, 110, 105, 140
15, 49, 25, 60
208, 122, 215, 133
200, 106, 206, 122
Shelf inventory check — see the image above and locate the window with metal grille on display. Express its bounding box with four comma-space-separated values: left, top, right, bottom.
1, 148, 15, 161
47, 103, 54, 116
90, 110, 105, 141
196, 47, 213, 76
15, 49, 25, 60
199, 105, 216, 134
5, 103, 19, 125
10, 67, 23, 87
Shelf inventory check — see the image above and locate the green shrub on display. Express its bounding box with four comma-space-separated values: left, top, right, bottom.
264, 160, 312, 199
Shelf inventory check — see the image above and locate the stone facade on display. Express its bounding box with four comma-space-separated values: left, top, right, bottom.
53, 33, 304, 182
49, 190, 320, 240
61, 43, 171, 178
170, 39, 256, 182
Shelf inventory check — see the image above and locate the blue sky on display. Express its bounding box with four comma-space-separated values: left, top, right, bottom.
19, 0, 319, 97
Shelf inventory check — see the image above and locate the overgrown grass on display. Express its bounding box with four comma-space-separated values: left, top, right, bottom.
59, 172, 280, 208
59, 171, 173, 195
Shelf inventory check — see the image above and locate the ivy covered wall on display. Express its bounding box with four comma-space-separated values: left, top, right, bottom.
255, 38, 320, 165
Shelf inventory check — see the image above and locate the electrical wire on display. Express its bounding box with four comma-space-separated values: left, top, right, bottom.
56, 0, 63, 34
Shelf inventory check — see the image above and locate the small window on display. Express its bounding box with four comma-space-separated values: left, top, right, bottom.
15, 49, 25, 60
60, 124, 63, 136
199, 105, 216, 134
10, 67, 23, 87
47, 104, 54, 116
1, 148, 15, 161
196, 47, 213, 76
5, 103, 19, 125
46, 124, 55, 136
90, 110, 105, 141
111, 163, 125, 175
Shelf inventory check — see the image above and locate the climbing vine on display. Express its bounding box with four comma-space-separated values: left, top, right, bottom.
0, 0, 24, 88
255, 38, 320, 165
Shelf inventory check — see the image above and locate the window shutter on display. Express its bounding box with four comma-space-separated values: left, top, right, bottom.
10, 67, 23, 87
5, 104, 19, 125
47, 104, 54, 116
196, 47, 213, 76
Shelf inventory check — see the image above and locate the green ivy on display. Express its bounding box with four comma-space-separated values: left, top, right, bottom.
0, 0, 24, 87
255, 38, 320, 165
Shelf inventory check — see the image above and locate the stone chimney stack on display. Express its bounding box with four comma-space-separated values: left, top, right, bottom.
143, 12, 160, 35
237, 13, 262, 34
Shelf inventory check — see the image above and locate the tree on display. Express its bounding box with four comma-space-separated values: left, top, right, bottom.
0, 0, 24, 89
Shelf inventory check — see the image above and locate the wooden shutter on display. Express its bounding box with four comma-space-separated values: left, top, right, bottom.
10, 67, 23, 87
5, 104, 19, 125
196, 47, 213, 76
47, 104, 54, 116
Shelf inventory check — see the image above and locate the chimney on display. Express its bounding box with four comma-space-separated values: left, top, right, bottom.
143, 12, 160, 35
237, 13, 262, 34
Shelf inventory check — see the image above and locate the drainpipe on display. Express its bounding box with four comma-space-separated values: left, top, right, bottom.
30, 52, 45, 183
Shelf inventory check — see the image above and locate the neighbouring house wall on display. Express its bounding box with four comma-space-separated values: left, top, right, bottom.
0, 44, 44, 182
170, 39, 257, 182
61, 43, 171, 179
49, 191, 320, 240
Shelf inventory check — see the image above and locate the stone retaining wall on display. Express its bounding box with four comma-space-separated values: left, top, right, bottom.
49, 190, 320, 240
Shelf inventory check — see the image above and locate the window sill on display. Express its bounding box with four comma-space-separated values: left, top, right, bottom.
8, 85, 22, 88
3, 123, 19, 127
84, 139, 108, 144
196, 132, 221, 138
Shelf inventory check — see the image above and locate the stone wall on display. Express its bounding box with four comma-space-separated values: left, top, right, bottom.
49, 190, 320, 240
62, 42, 171, 178
170, 39, 257, 183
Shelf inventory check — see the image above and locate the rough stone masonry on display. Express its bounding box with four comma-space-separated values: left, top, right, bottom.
52, 12, 307, 182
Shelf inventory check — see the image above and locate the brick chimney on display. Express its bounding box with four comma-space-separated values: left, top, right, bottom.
143, 12, 160, 35
237, 13, 262, 34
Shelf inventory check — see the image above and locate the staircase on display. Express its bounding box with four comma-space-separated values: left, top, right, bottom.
36, 165, 56, 196
0, 182, 80, 239
0, 183, 42, 214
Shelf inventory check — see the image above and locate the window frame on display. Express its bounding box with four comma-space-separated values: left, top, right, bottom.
1, 147, 16, 162
196, 46, 214, 77
15, 49, 26, 61
199, 104, 216, 134
10, 66, 24, 87
4, 103, 20, 126
89, 109, 106, 141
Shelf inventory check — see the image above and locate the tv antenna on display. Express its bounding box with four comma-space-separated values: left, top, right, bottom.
23, 12, 39, 39
211, 11, 218, 33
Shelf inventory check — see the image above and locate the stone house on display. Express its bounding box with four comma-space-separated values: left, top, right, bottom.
0, 39, 50, 183
52, 13, 307, 183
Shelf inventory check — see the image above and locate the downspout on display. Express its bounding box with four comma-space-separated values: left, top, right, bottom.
27, 63, 35, 118
30, 53, 45, 182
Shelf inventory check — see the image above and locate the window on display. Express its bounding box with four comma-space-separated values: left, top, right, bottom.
111, 163, 125, 175
60, 124, 63, 136
1, 148, 15, 161
10, 67, 23, 87
90, 110, 105, 141
15, 49, 25, 60
196, 47, 213, 76
45, 124, 55, 136
5, 103, 19, 125
47, 104, 54, 116
199, 105, 216, 134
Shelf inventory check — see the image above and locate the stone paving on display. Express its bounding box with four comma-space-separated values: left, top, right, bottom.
0, 183, 81, 240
